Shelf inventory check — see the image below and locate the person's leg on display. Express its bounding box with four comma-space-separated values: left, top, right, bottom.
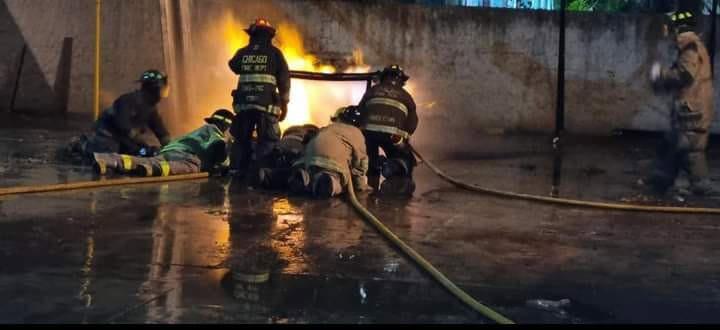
363, 131, 381, 190
685, 150, 713, 195
92, 152, 148, 175
644, 137, 680, 194
380, 140, 416, 177
288, 166, 311, 195
159, 152, 202, 176
229, 111, 256, 174
255, 113, 281, 167
311, 170, 344, 199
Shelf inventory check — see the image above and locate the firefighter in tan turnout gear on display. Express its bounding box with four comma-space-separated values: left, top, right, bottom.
288, 106, 370, 198
644, 10, 716, 196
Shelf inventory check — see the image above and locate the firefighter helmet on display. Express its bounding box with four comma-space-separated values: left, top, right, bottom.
380, 64, 410, 85
138, 69, 169, 99
665, 10, 697, 34
205, 109, 235, 129
138, 69, 168, 86
331, 106, 361, 126
245, 18, 276, 38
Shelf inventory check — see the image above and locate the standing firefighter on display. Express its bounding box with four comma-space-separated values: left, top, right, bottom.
229, 18, 291, 177
92, 109, 234, 177
644, 10, 716, 196
288, 106, 369, 198
359, 65, 419, 195
67, 70, 172, 160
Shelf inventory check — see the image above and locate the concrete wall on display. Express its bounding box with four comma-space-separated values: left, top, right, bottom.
1, 0, 719, 138
0, 0, 165, 118
273, 0, 720, 137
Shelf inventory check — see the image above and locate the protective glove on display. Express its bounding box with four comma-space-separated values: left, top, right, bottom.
650, 62, 662, 82
279, 102, 288, 122
138, 146, 160, 157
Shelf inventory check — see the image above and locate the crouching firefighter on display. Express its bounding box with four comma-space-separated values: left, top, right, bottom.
253, 124, 320, 190
66, 70, 172, 161
288, 106, 370, 198
228, 18, 291, 177
644, 10, 716, 196
92, 109, 234, 177
359, 65, 419, 195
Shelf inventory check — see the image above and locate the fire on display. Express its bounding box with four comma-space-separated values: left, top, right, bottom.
221, 14, 370, 131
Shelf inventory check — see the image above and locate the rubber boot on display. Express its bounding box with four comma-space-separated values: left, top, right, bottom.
92, 153, 119, 175
367, 175, 381, 192
379, 176, 416, 197
312, 171, 342, 199
288, 168, 310, 195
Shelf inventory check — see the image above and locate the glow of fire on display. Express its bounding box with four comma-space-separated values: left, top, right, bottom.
222, 14, 370, 131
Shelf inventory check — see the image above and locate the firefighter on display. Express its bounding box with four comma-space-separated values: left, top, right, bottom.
67, 70, 172, 161
228, 18, 291, 177
288, 106, 370, 198
643, 10, 716, 196
358, 65, 419, 195
253, 124, 320, 190
92, 109, 234, 177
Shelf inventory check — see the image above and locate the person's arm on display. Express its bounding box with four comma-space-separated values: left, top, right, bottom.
659, 45, 700, 90
228, 49, 243, 74
206, 140, 228, 168
350, 130, 369, 178
276, 49, 291, 121
110, 97, 143, 154
148, 109, 171, 146
405, 95, 419, 136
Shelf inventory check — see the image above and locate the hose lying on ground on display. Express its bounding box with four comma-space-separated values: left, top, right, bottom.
0, 169, 515, 323
345, 177, 515, 324
409, 144, 720, 215
0, 172, 209, 197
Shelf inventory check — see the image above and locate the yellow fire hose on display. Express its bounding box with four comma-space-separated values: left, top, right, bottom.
409, 145, 720, 215
0, 173, 208, 197
345, 177, 515, 324
0, 169, 512, 323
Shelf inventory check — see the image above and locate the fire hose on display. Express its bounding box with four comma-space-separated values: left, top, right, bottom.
0, 170, 515, 323
408, 144, 720, 215
0, 173, 208, 196
345, 173, 515, 324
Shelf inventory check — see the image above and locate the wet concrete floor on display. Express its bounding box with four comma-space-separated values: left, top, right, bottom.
1, 117, 720, 323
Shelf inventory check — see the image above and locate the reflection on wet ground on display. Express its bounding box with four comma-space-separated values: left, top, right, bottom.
1, 125, 719, 323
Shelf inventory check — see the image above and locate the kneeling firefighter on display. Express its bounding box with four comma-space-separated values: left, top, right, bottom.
288, 106, 370, 198
358, 65, 419, 195
644, 10, 716, 196
66, 70, 172, 161
253, 124, 320, 190
92, 109, 234, 177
